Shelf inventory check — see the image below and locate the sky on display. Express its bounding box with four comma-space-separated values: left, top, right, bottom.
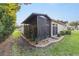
16, 3, 79, 25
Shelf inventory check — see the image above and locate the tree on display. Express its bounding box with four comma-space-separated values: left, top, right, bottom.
69, 21, 79, 29
0, 4, 20, 42
0, 3, 30, 42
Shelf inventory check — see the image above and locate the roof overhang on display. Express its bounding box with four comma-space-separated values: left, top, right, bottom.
22, 13, 52, 24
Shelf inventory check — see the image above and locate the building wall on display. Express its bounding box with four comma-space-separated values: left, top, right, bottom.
78, 25, 79, 30
17, 24, 24, 34
37, 16, 50, 40
51, 21, 58, 37
58, 24, 65, 34
23, 17, 37, 40
20, 25, 24, 34
23, 15, 51, 41
51, 21, 67, 37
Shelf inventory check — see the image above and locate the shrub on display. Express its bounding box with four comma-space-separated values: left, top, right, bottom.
0, 4, 20, 43
12, 29, 21, 40
0, 14, 15, 42
65, 30, 71, 35
57, 34, 61, 37
60, 31, 66, 35
60, 30, 71, 35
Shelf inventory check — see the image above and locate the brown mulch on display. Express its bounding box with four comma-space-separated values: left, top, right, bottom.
0, 36, 35, 56
0, 36, 15, 56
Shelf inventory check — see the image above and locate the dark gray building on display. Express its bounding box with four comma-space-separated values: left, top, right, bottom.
22, 13, 51, 41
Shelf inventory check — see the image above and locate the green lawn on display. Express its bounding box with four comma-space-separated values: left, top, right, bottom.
11, 31, 79, 56
12, 29, 21, 39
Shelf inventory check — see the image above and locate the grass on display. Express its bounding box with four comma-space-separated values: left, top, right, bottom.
11, 30, 79, 56
11, 29, 22, 55
12, 29, 21, 39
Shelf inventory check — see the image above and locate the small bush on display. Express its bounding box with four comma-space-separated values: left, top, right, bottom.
12, 29, 21, 40
60, 30, 71, 35
65, 30, 71, 35
60, 31, 65, 35
57, 34, 61, 37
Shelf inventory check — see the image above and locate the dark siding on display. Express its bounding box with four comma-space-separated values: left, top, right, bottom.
24, 24, 28, 38
23, 14, 51, 41
37, 16, 50, 40
52, 24, 58, 35
24, 16, 37, 41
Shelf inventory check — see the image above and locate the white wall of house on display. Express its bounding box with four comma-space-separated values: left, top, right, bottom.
18, 24, 24, 34
77, 25, 79, 30
51, 21, 57, 37
58, 24, 66, 34
51, 21, 67, 37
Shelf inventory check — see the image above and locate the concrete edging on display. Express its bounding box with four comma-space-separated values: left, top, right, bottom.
21, 35, 64, 48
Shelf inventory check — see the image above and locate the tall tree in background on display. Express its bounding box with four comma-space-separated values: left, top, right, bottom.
0, 4, 20, 42
69, 21, 79, 29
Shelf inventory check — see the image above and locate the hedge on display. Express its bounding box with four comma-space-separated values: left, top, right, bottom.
60, 30, 71, 35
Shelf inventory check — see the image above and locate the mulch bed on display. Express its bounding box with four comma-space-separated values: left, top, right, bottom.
0, 36, 15, 56
22, 35, 64, 48
0, 36, 35, 56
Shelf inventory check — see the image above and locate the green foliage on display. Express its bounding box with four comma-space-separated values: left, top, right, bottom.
60, 30, 71, 35
60, 31, 65, 35
11, 31, 79, 56
69, 21, 79, 26
0, 4, 20, 42
57, 34, 61, 37
69, 21, 79, 29
12, 29, 21, 40
65, 30, 71, 35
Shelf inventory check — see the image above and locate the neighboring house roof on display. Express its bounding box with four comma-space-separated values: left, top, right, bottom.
51, 19, 68, 25
56, 21, 68, 25
22, 13, 52, 24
